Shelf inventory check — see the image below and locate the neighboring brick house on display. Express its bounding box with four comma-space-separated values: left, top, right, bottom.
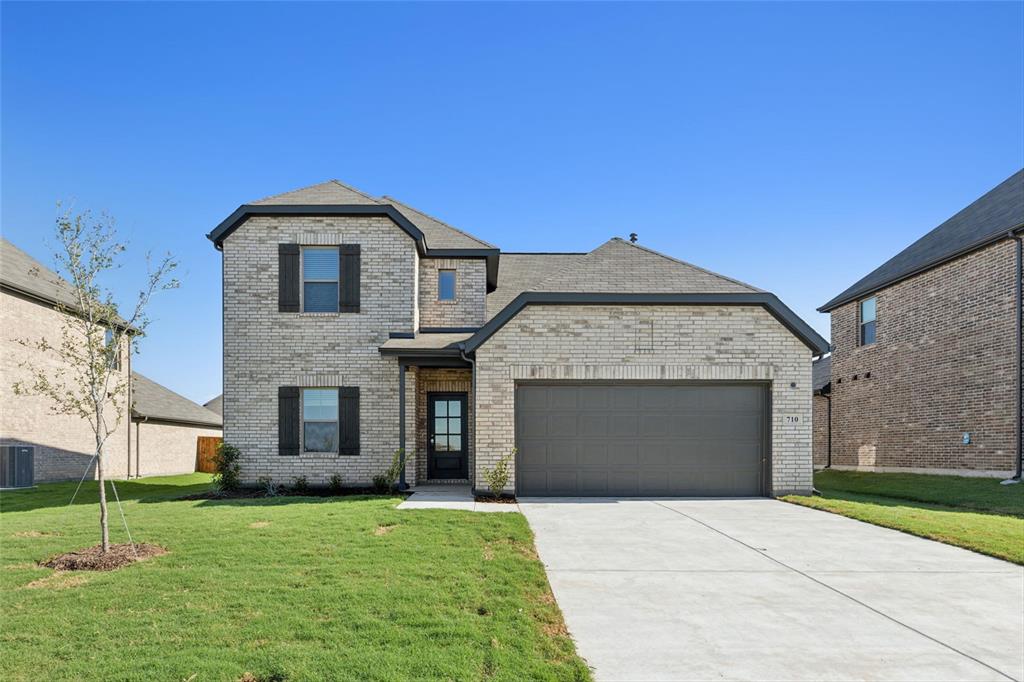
209, 180, 828, 496
1, 238, 221, 484
819, 170, 1024, 477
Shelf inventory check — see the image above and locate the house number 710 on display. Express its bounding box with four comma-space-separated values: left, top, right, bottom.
784, 415, 801, 424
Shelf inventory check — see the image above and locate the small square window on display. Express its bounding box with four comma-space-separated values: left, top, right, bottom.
438, 270, 456, 301
104, 328, 121, 370
859, 297, 877, 346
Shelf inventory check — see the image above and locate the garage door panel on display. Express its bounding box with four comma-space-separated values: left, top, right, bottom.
516, 384, 765, 497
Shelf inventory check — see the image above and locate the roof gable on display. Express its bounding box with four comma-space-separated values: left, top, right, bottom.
820, 169, 1024, 311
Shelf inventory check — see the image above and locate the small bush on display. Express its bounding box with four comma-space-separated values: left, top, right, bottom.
213, 442, 242, 492
292, 476, 309, 494
328, 473, 344, 494
483, 449, 515, 499
373, 449, 405, 493
257, 476, 280, 497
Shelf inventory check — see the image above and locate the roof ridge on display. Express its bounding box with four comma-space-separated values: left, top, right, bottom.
605, 238, 762, 292
330, 179, 384, 203
248, 179, 383, 206
381, 194, 497, 249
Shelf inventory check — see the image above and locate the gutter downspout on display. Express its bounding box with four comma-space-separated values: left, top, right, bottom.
826, 391, 832, 469
1005, 231, 1023, 484
126, 349, 132, 479
460, 345, 477, 493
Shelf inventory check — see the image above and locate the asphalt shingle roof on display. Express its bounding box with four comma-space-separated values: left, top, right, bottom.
820, 170, 1024, 312
203, 395, 223, 415
1, 238, 85, 311
132, 372, 223, 427
248, 180, 494, 250
486, 252, 587, 319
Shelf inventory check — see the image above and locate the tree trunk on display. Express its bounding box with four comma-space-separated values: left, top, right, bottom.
96, 434, 110, 553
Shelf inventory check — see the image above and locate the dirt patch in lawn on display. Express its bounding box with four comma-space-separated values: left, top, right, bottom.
373, 524, 397, 536
11, 530, 60, 538
24, 572, 90, 590
41, 543, 167, 571
248, 521, 271, 529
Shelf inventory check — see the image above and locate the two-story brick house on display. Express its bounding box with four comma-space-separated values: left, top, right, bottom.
819, 170, 1023, 478
209, 180, 829, 496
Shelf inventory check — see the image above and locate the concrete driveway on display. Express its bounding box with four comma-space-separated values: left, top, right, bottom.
518, 498, 1024, 682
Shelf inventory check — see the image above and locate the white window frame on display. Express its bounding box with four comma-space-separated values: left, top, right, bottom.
301, 246, 340, 313
302, 388, 339, 453
859, 296, 877, 346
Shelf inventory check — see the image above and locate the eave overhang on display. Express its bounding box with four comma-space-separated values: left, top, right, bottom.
463, 291, 831, 355
207, 204, 499, 291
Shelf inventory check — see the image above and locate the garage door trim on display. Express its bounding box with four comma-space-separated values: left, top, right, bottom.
514, 380, 772, 497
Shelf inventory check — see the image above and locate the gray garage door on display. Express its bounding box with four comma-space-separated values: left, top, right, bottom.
516, 383, 767, 497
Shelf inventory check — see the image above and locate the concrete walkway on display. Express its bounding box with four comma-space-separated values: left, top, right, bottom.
518, 498, 1024, 682
397, 484, 519, 512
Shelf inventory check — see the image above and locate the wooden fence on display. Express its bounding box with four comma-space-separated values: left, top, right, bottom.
195, 436, 223, 474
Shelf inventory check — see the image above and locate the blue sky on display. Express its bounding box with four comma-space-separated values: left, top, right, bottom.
2, 1, 1022, 403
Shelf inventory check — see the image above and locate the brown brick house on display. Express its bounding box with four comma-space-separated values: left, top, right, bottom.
209, 180, 829, 497
819, 170, 1023, 477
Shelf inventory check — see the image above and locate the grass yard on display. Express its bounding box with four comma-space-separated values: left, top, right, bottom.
0, 475, 590, 682
784, 470, 1024, 565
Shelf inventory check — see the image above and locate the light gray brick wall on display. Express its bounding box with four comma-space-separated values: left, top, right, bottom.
473, 304, 814, 495
1, 290, 131, 482
418, 258, 487, 328
222, 215, 417, 486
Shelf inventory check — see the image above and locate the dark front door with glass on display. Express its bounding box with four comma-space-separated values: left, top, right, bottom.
427, 393, 468, 480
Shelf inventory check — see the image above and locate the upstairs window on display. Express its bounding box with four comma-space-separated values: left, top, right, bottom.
859, 297, 876, 345
303, 388, 338, 452
104, 328, 121, 370
302, 247, 339, 312
438, 269, 457, 301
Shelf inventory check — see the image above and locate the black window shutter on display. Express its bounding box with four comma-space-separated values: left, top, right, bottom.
278, 386, 300, 456
339, 386, 360, 455
339, 244, 360, 313
278, 244, 300, 313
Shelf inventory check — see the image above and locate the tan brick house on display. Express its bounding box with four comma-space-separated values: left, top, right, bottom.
210, 180, 828, 496
819, 170, 1023, 478
1, 238, 221, 485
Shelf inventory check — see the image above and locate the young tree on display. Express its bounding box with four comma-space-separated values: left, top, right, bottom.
12, 207, 178, 553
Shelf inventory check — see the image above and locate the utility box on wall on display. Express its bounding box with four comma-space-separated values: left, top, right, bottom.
0, 446, 34, 488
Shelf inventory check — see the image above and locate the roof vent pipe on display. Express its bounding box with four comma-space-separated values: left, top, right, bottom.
629, 233, 638, 243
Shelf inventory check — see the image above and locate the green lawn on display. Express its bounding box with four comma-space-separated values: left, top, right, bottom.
784, 470, 1024, 565
0, 475, 590, 682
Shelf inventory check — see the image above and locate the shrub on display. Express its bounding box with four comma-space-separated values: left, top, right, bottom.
257, 476, 279, 497
373, 449, 405, 494
291, 476, 309, 494
212, 442, 242, 492
328, 473, 344, 494
483, 449, 515, 499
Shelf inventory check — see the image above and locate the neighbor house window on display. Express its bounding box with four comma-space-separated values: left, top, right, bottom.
438, 270, 456, 301
302, 247, 339, 312
859, 297, 877, 345
303, 388, 338, 452
104, 328, 120, 370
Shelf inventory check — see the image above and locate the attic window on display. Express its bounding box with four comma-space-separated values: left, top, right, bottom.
438, 270, 456, 301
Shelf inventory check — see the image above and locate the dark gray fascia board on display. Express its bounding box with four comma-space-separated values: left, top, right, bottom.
818, 224, 1024, 313
131, 414, 223, 429
207, 204, 500, 290
378, 347, 465, 358
388, 332, 416, 339
418, 326, 480, 334
464, 292, 830, 355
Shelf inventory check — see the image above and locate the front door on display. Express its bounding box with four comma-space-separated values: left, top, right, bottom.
427, 393, 468, 480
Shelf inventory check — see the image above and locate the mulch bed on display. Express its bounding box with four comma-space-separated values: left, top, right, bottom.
474, 495, 518, 504
179, 487, 409, 501
41, 543, 167, 572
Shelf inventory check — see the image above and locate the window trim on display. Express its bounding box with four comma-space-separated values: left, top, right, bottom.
437, 269, 457, 302
301, 387, 339, 453
859, 296, 877, 346
104, 328, 121, 371
301, 246, 340, 313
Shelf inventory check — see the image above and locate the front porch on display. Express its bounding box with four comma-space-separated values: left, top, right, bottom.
381, 334, 475, 490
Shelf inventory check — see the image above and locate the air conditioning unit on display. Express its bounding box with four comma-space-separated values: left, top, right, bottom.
0, 446, 34, 488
